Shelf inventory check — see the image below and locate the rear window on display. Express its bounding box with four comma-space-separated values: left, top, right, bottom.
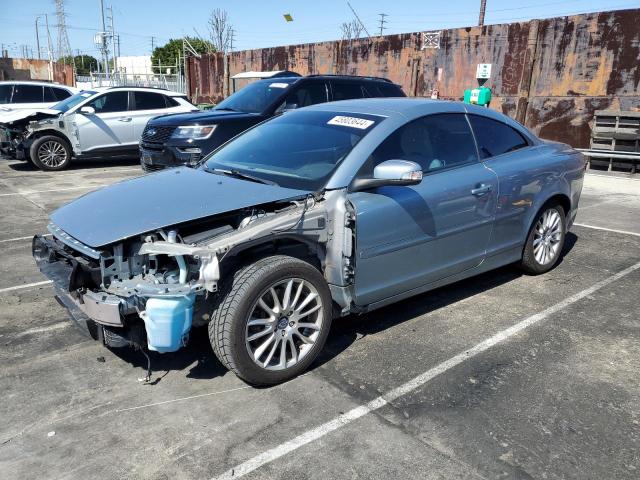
52, 87, 72, 101
332, 82, 365, 101
11, 85, 44, 103
133, 91, 169, 110
371, 82, 405, 97
468, 115, 530, 159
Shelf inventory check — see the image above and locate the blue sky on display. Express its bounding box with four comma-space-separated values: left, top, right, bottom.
1, 0, 638, 58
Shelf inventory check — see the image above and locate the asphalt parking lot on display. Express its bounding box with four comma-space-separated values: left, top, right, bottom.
0, 157, 639, 480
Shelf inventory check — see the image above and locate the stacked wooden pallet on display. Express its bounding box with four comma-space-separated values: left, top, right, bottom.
587, 110, 640, 173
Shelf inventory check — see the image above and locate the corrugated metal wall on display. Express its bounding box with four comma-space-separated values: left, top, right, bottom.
188, 8, 640, 148
0, 58, 75, 86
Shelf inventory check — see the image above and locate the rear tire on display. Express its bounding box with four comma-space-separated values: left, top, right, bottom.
520, 203, 566, 274
30, 135, 72, 171
209, 255, 333, 386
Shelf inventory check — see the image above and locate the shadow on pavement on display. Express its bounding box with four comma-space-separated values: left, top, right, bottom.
106, 233, 579, 385
7, 156, 141, 172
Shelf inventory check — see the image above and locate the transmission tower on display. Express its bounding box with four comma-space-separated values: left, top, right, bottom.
54, 0, 73, 65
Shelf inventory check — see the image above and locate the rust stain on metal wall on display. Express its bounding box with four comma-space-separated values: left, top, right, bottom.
0, 58, 74, 86
189, 8, 640, 148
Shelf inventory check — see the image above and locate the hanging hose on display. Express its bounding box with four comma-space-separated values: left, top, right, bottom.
137, 347, 153, 384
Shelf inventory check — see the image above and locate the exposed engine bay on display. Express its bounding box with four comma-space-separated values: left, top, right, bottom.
33, 190, 356, 380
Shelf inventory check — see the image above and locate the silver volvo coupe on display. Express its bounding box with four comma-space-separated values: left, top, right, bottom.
33, 99, 585, 385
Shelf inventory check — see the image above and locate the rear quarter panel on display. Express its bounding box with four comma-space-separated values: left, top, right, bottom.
483, 142, 584, 258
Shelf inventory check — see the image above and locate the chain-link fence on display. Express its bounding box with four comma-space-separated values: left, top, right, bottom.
75, 73, 187, 93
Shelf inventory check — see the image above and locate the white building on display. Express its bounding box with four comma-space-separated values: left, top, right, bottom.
115, 56, 153, 76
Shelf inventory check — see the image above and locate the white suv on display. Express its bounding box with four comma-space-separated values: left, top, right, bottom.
0, 86, 198, 170
0, 81, 78, 112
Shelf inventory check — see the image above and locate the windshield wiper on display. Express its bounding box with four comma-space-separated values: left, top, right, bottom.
214, 107, 241, 112
204, 167, 278, 186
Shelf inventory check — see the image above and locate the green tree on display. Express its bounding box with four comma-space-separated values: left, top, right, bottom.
151, 37, 214, 74
58, 54, 98, 76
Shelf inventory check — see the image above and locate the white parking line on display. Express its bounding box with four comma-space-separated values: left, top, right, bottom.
0, 185, 109, 196
0, 280, 52, 294
0, 233, 50, 243
573, 223, 640, 237
212, 260, 640, 480
14, 322, 70, 337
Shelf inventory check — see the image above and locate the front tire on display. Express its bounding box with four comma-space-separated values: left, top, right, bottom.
209, 255, 333, 386
30, 135, 72, 171
520, 203, 566, 274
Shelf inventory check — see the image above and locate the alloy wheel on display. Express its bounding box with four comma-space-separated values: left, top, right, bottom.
37, 141, 67, 168
245, 278, 323, 370
533, 208, 563, 265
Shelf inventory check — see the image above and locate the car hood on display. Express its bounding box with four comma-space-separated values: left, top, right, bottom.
149, 109, 262, 126
0, 108, 61, 126
50, 167, 311, 248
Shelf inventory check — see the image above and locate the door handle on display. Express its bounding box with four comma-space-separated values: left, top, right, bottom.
117, 117, 132, 122
471, 184, 492, 196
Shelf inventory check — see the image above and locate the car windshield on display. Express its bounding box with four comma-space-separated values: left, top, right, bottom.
214, 79, 297, 114
52, 90, 96, 113
203, 110, 383, 190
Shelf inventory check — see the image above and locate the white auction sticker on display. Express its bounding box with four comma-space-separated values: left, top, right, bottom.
327, 116, 375, 129
269, 82, 289, 88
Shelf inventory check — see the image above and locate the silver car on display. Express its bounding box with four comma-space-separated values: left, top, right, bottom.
0, 86, 197, 170
33, 98, 585, 385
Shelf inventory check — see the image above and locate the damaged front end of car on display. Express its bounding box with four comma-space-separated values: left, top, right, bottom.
32, 191, 350, 378
0, 110, 63, 159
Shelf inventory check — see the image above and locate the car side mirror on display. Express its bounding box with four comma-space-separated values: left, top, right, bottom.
351, 159, 423, 192
79, 106, 95, 115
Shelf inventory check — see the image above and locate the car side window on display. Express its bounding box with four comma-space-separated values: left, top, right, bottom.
468, 115, 529, 159
277, 83, 327, 111
88, 91, 129, 113
332, 82, 365, 101
0, 85, 13, 104
11, 85, 44, 103
362, 113, 478, 175
133, 91, 169, 110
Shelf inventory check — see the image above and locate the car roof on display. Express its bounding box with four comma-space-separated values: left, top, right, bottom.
0, 80, 77, 91
253, 75, 397, 85
305, 97, 533, 132
90, 86, 186, 96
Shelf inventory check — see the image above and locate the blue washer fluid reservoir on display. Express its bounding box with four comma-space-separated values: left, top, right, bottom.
140, 294, 195, 353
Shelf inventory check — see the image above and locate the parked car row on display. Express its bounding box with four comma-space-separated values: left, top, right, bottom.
0, 75, 405, 170
31, 97, 585, 385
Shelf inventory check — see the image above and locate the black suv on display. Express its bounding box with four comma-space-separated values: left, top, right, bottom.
139, 75, 405, 171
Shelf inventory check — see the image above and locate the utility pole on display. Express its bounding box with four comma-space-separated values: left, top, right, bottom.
99, 0, 109, 77
230, 29, 236, 52
35, 16, 42, 59
478, 0, 487, 26
151, 36, 156, 53
44, 14, 54, 81
107, 5, 117, 74
377, 13, 387, 37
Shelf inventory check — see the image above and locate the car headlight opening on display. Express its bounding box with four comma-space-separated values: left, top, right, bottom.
172, 125, 217, 140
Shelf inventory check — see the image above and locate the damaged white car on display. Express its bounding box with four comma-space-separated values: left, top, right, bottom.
1, 86, 197, 170
33, 99, 584, 385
